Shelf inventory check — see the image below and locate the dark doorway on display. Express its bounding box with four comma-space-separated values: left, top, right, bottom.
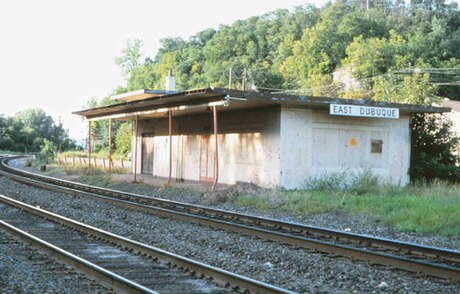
141, 133, 154, 174
199, 135, 215, 181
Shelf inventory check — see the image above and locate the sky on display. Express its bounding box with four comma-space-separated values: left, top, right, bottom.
1, 1, 460, 142
0, 0, 331, 142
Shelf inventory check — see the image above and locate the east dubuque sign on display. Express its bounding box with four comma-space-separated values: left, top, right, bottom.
329, 104, 399, 119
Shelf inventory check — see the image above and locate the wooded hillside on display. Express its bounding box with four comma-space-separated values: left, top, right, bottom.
117, 0, 460, 104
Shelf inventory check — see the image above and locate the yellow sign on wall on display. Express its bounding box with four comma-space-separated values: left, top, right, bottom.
350, 137, 357, 147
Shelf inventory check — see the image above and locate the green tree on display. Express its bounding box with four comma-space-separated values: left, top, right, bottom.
39, 139, 57, 164
114, 39, 143, 80
410, 113, 460, 183
114, 122, 132, 157
85, 95, 130, 156
372, 73, 437, 104
14, 109, 75, 153
0, 109, 75, 154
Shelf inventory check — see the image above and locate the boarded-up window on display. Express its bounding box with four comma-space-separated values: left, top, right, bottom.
371, 139, 383, 153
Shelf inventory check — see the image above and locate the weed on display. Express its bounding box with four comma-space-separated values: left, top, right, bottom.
305, 170, 350, 191
305, 169, 381, 195
236, 177, 460, 238
59, 150, 127, 160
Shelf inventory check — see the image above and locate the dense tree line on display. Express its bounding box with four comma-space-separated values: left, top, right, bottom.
120, 0, 459, 102
0, 109, 76, 161
96, 0, 460, 182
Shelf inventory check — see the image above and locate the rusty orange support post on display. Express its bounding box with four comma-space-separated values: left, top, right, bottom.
108, 118, 113, 175
87, 121, 91, 176
133, 116, 139, 182
212, 105, 219, 191
167, 110, 172, 187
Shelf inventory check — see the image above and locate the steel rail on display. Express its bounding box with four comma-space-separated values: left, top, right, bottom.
2, 156, 459, 261
0, 194, 294, 294
1, 156, 460, 281
0, 219, 157, 294
4, 156, 456, 258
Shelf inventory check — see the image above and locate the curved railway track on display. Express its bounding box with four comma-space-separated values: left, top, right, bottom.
0, 192, 292, 294
1, 156, 459, 282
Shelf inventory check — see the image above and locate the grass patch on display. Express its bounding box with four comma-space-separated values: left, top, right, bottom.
236, 175, 460, 238
236, 190, 345, 215
347, 188, 460, 236
36, 162, 130, 189
80, 174, 113, 187
59, 150, 126, 160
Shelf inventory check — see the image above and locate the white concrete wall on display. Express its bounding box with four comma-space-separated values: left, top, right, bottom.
132, 107, 411, 189
279, 108, 410, 189
133, 108, 281, 187
445, 111, 460, 156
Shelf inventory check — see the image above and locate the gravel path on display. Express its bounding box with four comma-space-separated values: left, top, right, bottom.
0, 174, 458, 293
0, 230, 108, 293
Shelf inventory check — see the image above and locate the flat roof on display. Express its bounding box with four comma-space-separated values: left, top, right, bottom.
73, 87, 450, 120
110, 89, 177, 102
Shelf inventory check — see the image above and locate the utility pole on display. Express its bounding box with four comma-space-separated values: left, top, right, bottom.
366, 0, 370, 19
242, 68, 247, 91
228, 67, 232, 90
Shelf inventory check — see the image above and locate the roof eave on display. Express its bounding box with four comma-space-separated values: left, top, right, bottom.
73, 87, 450, 119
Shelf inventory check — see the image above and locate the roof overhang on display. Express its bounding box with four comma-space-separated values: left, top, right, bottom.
73, 88, 450, 121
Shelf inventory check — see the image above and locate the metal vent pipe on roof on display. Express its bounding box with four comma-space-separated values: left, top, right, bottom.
166, 68, 175, 92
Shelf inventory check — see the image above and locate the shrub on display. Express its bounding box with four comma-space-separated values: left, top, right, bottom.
39, 139, 56, 164
305, 170, 349, 191
305, 169, 380, 194
410, 113, 460, 183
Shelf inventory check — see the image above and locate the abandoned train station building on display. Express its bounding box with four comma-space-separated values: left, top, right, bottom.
74, 79, 449, 189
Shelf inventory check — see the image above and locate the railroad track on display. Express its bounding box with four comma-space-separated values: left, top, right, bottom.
1, 156, 460, 282
0, 192, 292, 294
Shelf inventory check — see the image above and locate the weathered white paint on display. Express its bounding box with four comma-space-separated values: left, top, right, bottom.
133, 108, 281, 187
279, 108, 410, 189
132, 107, 411, 189
442, 99, 460, 157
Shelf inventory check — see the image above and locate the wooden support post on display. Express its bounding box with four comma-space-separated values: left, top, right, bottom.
212, 106, 219, 191
108, 118, 113, 175
87, 121, 91, 176
133, 115, 139, 182
72, 157, 75, 167
167, 110, 172, 187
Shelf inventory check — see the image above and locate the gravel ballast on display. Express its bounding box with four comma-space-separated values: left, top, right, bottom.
0, 230, 108, 293
0, 172, 458, 293
64, 171, 460, 251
